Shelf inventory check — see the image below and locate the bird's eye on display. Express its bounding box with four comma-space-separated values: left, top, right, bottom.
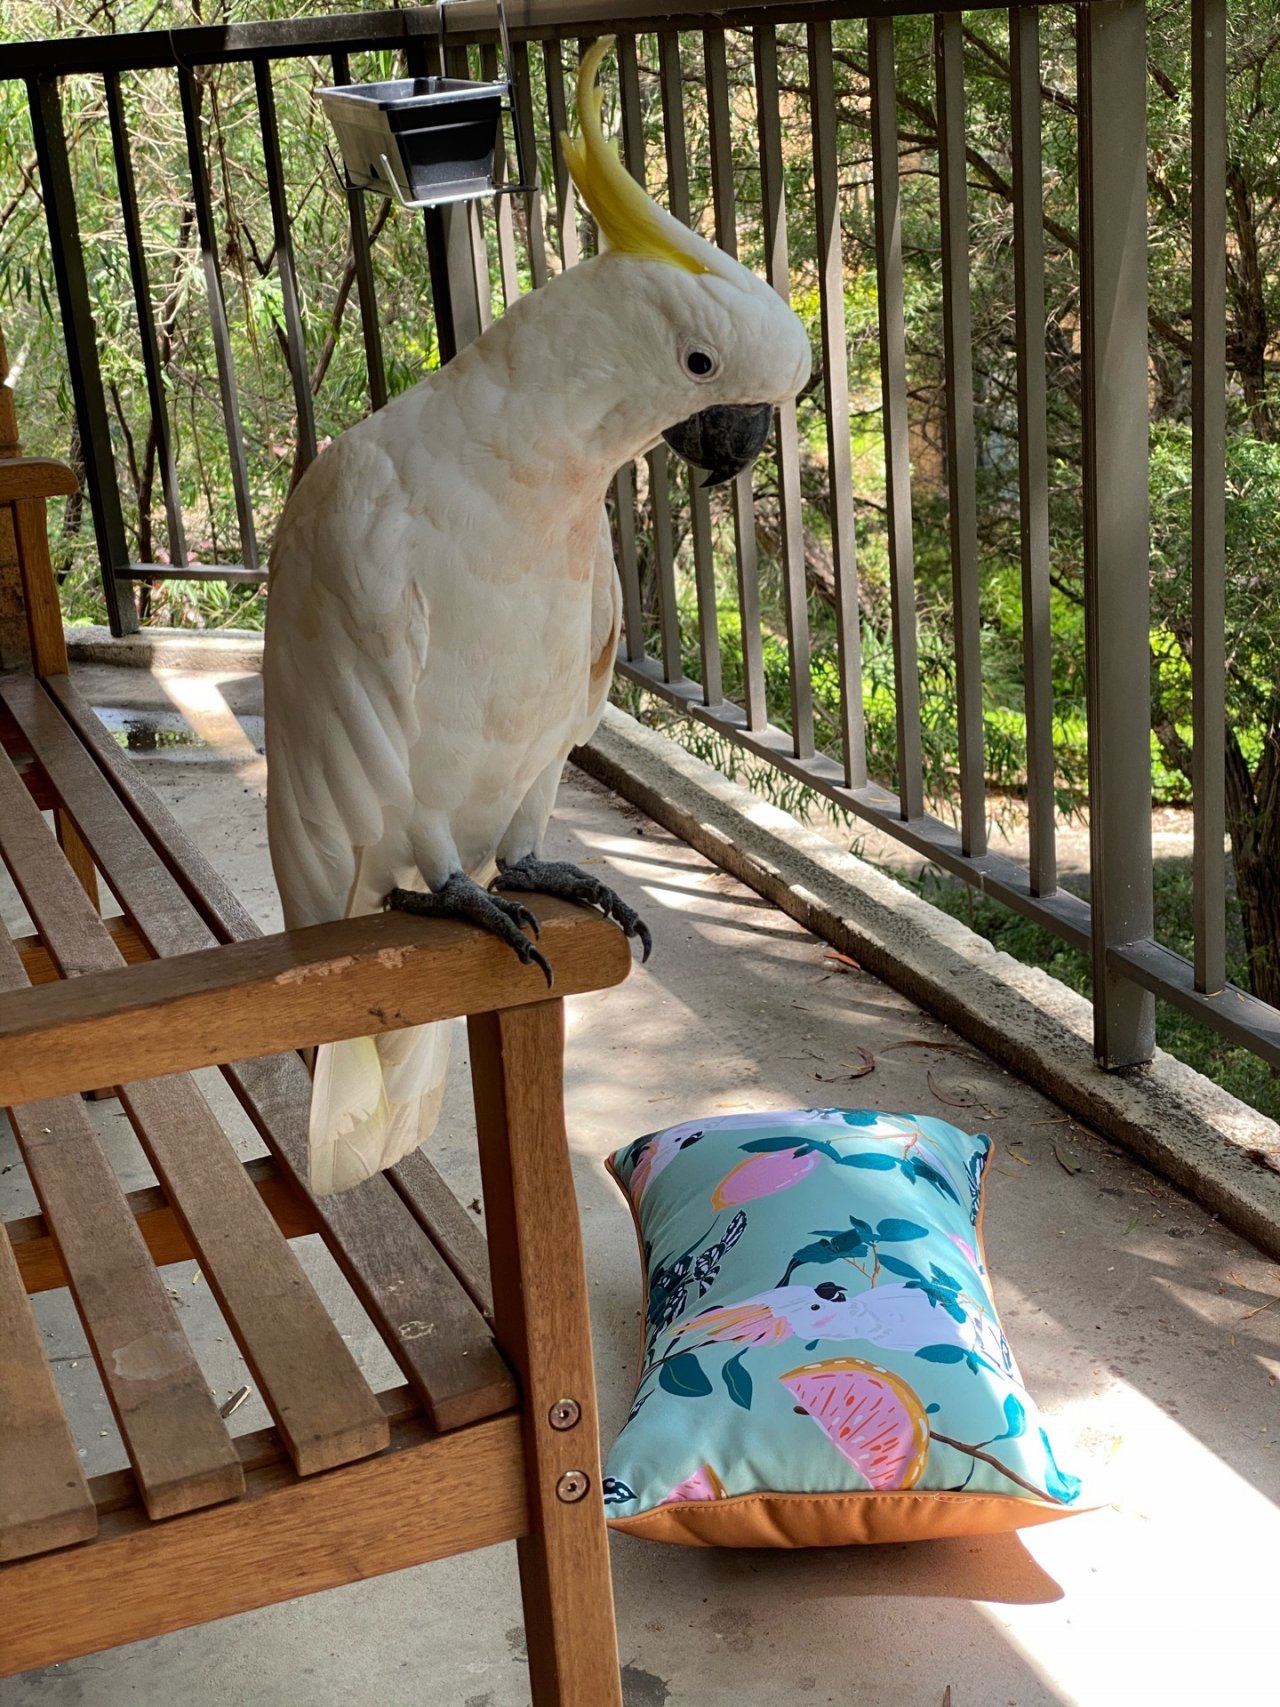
683, 346, 718, 380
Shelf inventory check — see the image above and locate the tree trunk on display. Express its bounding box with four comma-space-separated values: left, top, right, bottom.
1226, 162, 1275, 442
1224, 727, 1280, 1009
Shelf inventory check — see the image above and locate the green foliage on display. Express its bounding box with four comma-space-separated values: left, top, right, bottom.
910, 859, 1280, 1122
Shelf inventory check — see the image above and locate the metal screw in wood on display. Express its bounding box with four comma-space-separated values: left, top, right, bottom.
555, 1470, 589, 1503
548, 1398, 581, 1431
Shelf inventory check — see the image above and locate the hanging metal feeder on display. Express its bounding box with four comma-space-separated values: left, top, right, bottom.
317, 0, 531, 210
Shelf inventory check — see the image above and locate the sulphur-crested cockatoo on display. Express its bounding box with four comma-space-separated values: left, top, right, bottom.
264, 39, 811, 1195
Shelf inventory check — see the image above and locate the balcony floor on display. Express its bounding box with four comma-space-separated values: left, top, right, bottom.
3, 660, 1278, 1706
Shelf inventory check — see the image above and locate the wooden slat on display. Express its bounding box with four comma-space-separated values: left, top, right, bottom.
470, 1001, 623, 1706
389, 1150, 496, 1322
2, 870, 244, 1521
225, 1052, 517, 1431
7, 1156, 317, 1294
5, 1098, 246, 1520
15, 916, 148, 984
0, 1222, 96, 1562
25, 675, 528, 1431
0, 1412, 526, 1677
0, 744, 389, 1477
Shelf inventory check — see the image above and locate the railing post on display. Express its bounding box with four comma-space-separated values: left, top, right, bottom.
1077, 0, 1155, 1068
26, 75, 137, 636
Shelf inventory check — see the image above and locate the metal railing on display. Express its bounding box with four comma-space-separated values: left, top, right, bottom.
1, 0, 1276, 1085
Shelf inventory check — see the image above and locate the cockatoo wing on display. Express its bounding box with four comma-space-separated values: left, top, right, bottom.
266, 430, 429, 931
265, 428, 444, 1197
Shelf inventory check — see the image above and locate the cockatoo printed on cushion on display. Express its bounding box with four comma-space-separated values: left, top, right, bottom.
264, 39, 812, 1195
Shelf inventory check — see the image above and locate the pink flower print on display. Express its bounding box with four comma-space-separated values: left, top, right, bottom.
712, 1146, 822, 1209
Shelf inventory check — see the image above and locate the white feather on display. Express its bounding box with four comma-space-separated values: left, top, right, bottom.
265, 239, 811, 1195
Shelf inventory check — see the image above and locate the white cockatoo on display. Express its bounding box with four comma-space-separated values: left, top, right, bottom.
264, 39, 812, 1195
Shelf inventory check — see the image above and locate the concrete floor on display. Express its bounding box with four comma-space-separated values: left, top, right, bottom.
3, 661, 1279, 1707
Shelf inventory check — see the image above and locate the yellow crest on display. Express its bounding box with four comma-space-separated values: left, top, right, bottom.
561, 38, 714, 276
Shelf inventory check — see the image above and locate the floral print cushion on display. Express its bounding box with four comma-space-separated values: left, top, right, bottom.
603, 1109, 1085, 1547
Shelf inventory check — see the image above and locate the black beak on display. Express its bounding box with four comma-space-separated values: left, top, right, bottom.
661, 402, 775, 489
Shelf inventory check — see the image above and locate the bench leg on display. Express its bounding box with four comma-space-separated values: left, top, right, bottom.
469, 1001, 623, 1707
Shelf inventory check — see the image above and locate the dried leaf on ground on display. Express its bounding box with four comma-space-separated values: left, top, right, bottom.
1054, 1143, 1084, 1175
822, 949, 862, 973
927, 1070, 988, 1111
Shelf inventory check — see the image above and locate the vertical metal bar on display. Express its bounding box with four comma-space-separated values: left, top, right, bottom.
755, 24, 814, 759
1191, 0, 1227, 996
935, 12, 984, 854
808, 21, 865, 788
544, 40, 581, 270
177, 65, 258, 571
443, 38, 492, 341
614, 34, 647, 664
511, 41, 551, 290
27, 75, 136, 633
868, 18, 922, 816
659, 30, 721, 707
482, 39, 521, 309
652, 452, 682, 680
403, 27, 462, 364
104, 70, 187, 571
1077, 0, 1155, 1067
705, 27, 766, 730
1009, 6, 1057, 896
254, 56, 317, 470
615, 33, 678, 679
331, 49, 386, 411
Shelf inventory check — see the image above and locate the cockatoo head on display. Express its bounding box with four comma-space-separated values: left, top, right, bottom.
560, 39, 811, 485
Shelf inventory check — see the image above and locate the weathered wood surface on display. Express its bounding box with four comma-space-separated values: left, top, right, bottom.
7, 1155, 316, 1294
470, 1002, 624, 1707
0, 1411, 527, 1677
0, 456, 78, 502
0, 1220, 97, 1563
6, 674, 523, 1431
0, 744, 390, 1478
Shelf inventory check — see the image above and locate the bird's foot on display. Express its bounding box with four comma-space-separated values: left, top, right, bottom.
385, 872, 552, 987
491, 856, 652, 963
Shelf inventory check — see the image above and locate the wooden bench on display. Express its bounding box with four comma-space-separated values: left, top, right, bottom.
0, 457, 629, 1704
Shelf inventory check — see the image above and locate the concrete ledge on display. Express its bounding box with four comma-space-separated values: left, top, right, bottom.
66, 625, 264, 673
576, 703, 1280, 1260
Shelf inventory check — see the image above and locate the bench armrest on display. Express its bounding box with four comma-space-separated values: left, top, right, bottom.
0, 457, 78, 505
0, 900, 631, 1105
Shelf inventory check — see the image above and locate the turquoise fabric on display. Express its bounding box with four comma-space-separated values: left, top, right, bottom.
604, 1109, 1082, 1529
